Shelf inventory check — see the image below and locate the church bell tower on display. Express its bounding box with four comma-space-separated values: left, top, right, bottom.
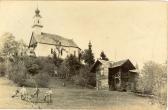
32, 8, 43, 35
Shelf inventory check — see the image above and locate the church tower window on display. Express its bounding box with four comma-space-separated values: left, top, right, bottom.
32, 8, 43, 35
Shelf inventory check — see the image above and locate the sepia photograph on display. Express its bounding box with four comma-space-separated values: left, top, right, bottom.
0, 1, 167, 110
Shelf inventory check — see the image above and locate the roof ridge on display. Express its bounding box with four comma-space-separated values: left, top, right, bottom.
41, 32, 72, 40
31, 32, 79, 48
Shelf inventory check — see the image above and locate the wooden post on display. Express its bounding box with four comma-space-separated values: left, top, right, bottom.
96, 71, 99, 91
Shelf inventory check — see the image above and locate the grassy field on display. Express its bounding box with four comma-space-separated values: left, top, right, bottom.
0, 77, 166, 110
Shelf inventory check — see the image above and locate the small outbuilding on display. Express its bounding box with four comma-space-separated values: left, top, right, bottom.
91, 59, 138, 92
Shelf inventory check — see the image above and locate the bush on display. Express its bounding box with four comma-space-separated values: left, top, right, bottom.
72, 65, 96, 87
65, 55, 82, 77
5, 56, 53, 88
57, 61, 70, 79
71, 74, 86, 87
23, 56, 53, 87
136, 61, 167, 105
23, 56, 56, 76
6, 58, 27, 86
53, 53, 63, 67
22, 78, 36, 87
0, 63, 6, 76
57, 55, 82, 79
34, 73, 50, 87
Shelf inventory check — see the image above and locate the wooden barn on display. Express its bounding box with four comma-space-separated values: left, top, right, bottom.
91, 59, 138, 92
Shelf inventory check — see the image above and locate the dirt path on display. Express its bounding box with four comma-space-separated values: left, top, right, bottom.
0, 77, 166, 110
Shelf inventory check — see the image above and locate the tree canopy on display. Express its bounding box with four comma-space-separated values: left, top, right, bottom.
82, 41, 95, 67
100, 51, 109, 61
0, 33, 27, 57
140, 61, 166, 94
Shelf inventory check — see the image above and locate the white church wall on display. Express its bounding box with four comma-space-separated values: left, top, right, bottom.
34, 43, 55, 56
34, 43, 80, 58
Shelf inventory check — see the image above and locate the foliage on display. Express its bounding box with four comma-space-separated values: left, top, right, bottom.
100, 51, 109, 61
136, 61, 167, 104
0, 33, 18, 56
72, 65, 96, 87
141, 61, 166, 94
23, 56, 40, 76
65, 54, 82, 77
0, 33, 27, 57
53, 52, 63, 67
27, 64, 40, 76
6, 57, 27, 86
5, 55, 53, 87
81, 42, 95, 67
0, 57, 6, 76
22, 57, 52, 87
57, 61, 70, 79
34, 72, 50, 87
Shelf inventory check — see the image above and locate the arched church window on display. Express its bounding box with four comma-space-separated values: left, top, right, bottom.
74, 51, 76, 56
61, 48, 63, 56
51, 48, 53, 54
38, 20, 39, 24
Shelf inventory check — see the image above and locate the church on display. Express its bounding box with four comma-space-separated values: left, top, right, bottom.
28, 8, 81, 58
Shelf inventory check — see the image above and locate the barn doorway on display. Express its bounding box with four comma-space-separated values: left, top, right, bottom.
108, 68, 119, 91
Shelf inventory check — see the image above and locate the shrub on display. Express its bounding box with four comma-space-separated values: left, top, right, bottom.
72, 65, 96, 87
23, 56, 56, 76
27, 64, 40, 76
34, 73, 50, 87
136, 61, 167, 105
0, 63, 6, 76
57, 61, 70, 79
53, 53, 63, 67
6, 58, 27, 86
65, 55, 82, 77
22, 78, 36, 87
71, 74, 86, 87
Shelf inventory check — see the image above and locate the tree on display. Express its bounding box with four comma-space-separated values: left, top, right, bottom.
6, 57, 27, 86
100, 51, 109, 61
53, 51, 63, 67
65, 54, 82, 77
0, 33, 27, 57
0, 33, 18, 57
82, 41, 95, 67
140, 61, 166, 94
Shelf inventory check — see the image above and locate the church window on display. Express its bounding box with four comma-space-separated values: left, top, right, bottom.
61, 48, 63, 56
74, 51, 76, 56
51, 48, 53, 54
38, 20, 39, 24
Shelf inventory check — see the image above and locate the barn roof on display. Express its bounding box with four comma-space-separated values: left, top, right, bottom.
29, 32, 80, 49
110, 59, 135, 70
111, 59, 129, 68
90, 59, 113, 73
90, 59, 136, 73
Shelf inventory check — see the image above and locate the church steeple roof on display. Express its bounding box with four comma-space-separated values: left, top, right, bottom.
34, 8, 41, 18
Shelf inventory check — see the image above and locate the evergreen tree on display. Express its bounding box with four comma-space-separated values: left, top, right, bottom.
65, 54, 82, 77
100, 51, 109, 61
82, 41, 95, 67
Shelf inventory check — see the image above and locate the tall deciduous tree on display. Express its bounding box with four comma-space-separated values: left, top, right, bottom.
82, 41, 95, 67
140, 61, 166, 94
0, 33, 27, 57
0, 33, 18, 57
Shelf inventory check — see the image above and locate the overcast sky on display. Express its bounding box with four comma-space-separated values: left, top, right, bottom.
0, 1, 167, 68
